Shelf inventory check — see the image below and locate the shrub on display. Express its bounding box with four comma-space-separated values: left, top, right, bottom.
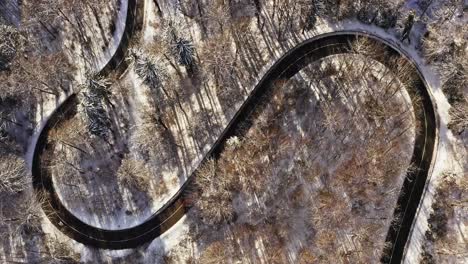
0, 25, 25, 70
448, 97, 468, 134
0, 155, 28, 194
192, 159, 235, 226
45, 236, 81, 264
14, 192, 45, 236
117, 157, 152, 191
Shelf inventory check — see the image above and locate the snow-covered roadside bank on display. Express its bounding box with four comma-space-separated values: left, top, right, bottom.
37, 208, 190, 263
403, 99, 464, 263
26, 93, 72, 171
94, 0, 129, 71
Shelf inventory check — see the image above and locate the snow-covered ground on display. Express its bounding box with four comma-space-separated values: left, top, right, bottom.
94, 0, 128, 71
5, 0, 464, 262
176, 53, 416, 263
0, 0, 20, 26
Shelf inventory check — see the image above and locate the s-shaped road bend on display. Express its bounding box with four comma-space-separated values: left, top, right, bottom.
31, 6, 438, 262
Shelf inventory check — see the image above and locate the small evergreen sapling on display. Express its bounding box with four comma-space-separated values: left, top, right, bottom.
80, 76, 111, 139
172, 38, 194, 67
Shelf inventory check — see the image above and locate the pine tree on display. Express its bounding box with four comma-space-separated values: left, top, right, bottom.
134, 53, 164, 91
172, 38, 194, 67
80, 75, 111, 139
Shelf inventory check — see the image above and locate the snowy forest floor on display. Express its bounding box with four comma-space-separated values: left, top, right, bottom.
162, 53, 416, 263
0, 0, 466, 263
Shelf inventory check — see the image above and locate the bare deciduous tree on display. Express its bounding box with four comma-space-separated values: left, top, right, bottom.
192, 159, 235, 226
0, 155, 28, 194
200, 31, 237, 89
49, 116, 89, 155
0, 24, 26, 70
14, 191, 45, 236
449, 97, 468, 134
199, 241, 230, 264
44, 236, 81, 264
117, 156, 152, 191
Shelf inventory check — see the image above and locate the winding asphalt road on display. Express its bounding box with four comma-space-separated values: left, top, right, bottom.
31, 6, 438, 262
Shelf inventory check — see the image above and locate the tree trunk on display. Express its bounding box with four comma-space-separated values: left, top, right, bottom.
154, 0, 163, 15
195, 0, 208, 38
39, 20, 57, 39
